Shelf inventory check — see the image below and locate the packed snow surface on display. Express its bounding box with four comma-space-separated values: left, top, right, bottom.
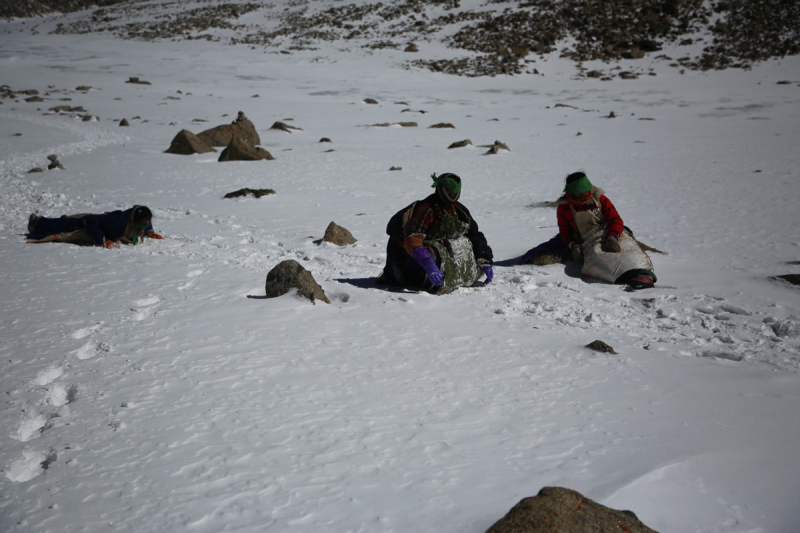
1, 6, 800, 533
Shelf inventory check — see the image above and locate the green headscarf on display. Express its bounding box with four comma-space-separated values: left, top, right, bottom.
564, 174, 592, 196
431, 172, 462, 196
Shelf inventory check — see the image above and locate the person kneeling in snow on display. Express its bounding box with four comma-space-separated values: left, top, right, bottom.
26, 205, 163, 248
538, 171, 656, 290
377, 172, 493, 294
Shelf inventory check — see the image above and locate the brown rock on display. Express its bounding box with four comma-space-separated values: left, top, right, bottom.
322, 222, 357, 246
224, 188, 276, 199
586, 340, 618, 354
485, 141, 510, 154
126, 77, 151, 85
28, 168, 44, 173
389, 166, 402, 171
397, 122, 417, 127
265, 260, 330, 304
76, 86, 92, 91
218, 136, 274, 162
198, 111, 261, 146
320, 137, 332, 143
448, 139, 473, 149
119, 118, 130, 127
487, 487, 657, 533
429, 123, 455, 129
166, 129, 217, 155
25, 96, 44, 102
270, 121, 303, 133
404, 43, 419, 52
364, 98, 378, 104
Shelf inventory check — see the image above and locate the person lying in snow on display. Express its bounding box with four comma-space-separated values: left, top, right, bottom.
377, 172, 493, 294
26, 205, 163, 248
523, 172, 656, 290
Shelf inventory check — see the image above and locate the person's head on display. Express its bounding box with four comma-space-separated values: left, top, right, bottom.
564, 171, 592, 205
431, 172, 461, 204
132, 206, 152, 235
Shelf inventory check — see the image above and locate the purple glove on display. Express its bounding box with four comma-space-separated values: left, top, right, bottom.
482, 265, 493, 284
411, 246, 444, 286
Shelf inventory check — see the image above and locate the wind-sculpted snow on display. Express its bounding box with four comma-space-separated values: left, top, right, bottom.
1, 11, 799, 533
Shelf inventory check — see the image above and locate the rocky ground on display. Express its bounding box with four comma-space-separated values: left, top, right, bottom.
4, 0, 800, 77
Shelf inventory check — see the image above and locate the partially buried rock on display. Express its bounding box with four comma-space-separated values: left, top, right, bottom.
28, 167, 44, 173
25, 96, 44, 103
322, 222, 357, 246
484, 140, 510, 154
364, 98, 378, 104
448, 139, 472, 149
224, 188, 276, 199
218, 136, 274, 162
319, 137, 332, 143
487, 486, 657, 533
126, 77, 151, 85
265, 260, 330, 304
198, 111, 261, 147
270, 121, 303, 133
429, 123, 455, 129
166, 129, 217, 155
586, 340, 617, 354
119, 118, 129, 127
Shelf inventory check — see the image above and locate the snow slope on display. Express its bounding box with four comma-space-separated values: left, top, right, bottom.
1, 6, 800, 533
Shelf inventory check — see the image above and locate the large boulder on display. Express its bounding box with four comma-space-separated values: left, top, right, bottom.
198, 111, 261, 147
487, 487, 657, 533
265, 260, 330, 305
218, 136, 274, 162
166, 129, 216, 155
322, 222, 357, 246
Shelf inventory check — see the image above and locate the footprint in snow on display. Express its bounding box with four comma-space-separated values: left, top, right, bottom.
178, 270, 204, 291
131, 295, 161, 321
5, 449, 57, 482
75, 340, 110, 360
34, 364, 65, 386
47, 383, 78, 407
71, 323, 101, 339
12, 411, 49, 442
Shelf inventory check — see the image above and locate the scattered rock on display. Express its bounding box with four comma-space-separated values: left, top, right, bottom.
75, 85, 92, 91
397, 122, 417, 127
484, 140, 510, 154
404, 43, 418, 52
319, 137, 332, 143
389, 166, 402, 171
199, 111, 261, 146
587, 70, 603, 78
18, 89, 38, 95
586, 340, 617, 354
166, 129, 217, 155
776, 274, 800, 286
218, 136, 274, 162
47, 155, 58, 162
264, 260, 330, 305
322, 222, 357, 246
487, 486, 656, 533
119, 118, 129, 126
619, 71, 638, 79
364, 98, 378, 104
270, 121, 303, 133
25, 96, 44, 102
448, 139, 472, 149
28, 168, 44, 173
429, 123, 455, 129
554, 103, 578, 109
126, 77, 151, 85
224, 188, 276, 199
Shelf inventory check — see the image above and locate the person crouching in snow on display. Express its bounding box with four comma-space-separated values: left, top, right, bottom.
557, 172, 656, 290
377, 172, 493, 294
26, 205, 163, 248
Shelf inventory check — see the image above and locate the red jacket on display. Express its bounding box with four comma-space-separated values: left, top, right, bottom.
557, 193, 624, 247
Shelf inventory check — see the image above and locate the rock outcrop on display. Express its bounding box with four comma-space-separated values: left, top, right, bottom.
198, 111, 260, 147
218, 136, 274, 162
487, 487, 657, 533
166, 129, 217, 155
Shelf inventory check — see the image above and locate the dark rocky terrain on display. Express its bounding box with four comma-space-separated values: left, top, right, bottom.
4, 0, 799, 76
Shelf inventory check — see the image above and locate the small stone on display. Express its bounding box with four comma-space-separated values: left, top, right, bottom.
47, 154, 58, 162
119, 118, 129, 126
448, 139, 472, 149
28, 167, 44, 173
319, 137, 332, 143
265, 260, 330, 304
364, 98, 378, 104
429, 123, 455, 129
389, 166, 402, 171
322, 222, 357, 246
586, 340, 617, 354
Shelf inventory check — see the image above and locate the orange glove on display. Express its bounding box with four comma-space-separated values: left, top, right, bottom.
104, 240, 119, 249
147, 232, 164, 239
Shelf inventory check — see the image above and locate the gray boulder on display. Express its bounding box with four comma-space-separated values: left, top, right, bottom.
265, 260, 330, 305
487, 487, 657, 533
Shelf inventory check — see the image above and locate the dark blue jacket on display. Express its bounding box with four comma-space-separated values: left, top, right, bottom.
28, 207, 151, 246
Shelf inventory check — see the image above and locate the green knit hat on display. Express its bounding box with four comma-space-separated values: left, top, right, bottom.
431, 172, 462, 196
564, 173, 592, 195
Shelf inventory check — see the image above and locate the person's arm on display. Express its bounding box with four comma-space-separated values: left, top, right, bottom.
556, 204, 575, 246
465, 217, 493, 266
599, 195, 624, 238
402, 203, 435, 255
